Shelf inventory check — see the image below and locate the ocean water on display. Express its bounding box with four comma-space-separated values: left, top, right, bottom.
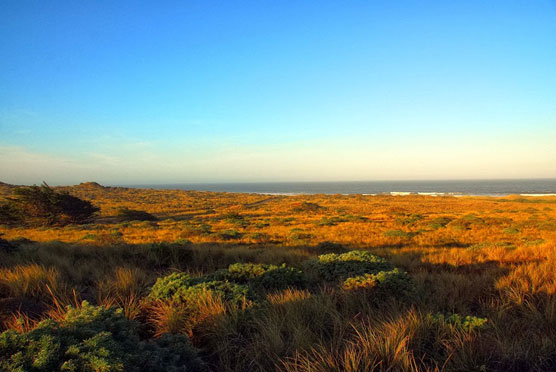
130, 179, 556, 196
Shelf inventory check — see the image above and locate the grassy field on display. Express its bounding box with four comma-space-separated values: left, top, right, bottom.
1, 182, 556, 371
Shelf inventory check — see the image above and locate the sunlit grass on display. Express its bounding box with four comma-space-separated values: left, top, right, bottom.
1, 185, 556, 371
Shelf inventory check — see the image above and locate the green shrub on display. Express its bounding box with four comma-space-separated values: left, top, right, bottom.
117, 208, 157, 222
427, 313, 488, 332
289, 230, 313, 241
449, 214, 485, 231
316, 216, 348, 226
427, 217, 452, 229
148, 273, 203, 299
247, 232, 270, 243
503, 227, 520, 235
383, 230, 415, 239
213, 263, 305, 291
178, 223, 212, 238
394, 213, 423, 225
149, 272, 256, 307
292, 202, 323, 213
0, 301, 201, 372
342, 269, 414, 298
217, 229, 242, 240
223, 213, 249, 227
307, 250, 393, 282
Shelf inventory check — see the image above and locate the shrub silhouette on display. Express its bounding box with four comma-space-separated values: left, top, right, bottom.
0, 234, 16, 253
0, 301, 201, 372
292, 202, 323, 213
5, 183, 99, 226
0, 202, 21, 226
217, 229, 242, 240
310, 241, 347, 254
117, 208, 157, 222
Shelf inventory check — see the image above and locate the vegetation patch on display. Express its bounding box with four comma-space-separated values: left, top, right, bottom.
223, 212, 249, 227
217, 229, 242, 240
117, 208, 157, 222
0, 183, 98, 226
427, 313, 488, 332
342, 268, 414, 299
427, 216, 452, 229
292, 202, 324, 213
307, 241, 347, 254
394, 213, 423, 226
149, 272, 256, 307
383, 229, 416, 239
0, 301, 201, 372
307, 250, 394, 282
503, 227, 520, 235
212, 263, 305, 291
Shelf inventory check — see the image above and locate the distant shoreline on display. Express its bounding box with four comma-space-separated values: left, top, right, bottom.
117, 179, 556, 197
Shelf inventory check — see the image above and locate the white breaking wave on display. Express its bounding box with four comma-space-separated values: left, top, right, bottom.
520, 193, 556, 197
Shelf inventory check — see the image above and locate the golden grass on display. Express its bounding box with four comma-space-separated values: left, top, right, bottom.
2, 185, 556, 371
0, 264, 60, 300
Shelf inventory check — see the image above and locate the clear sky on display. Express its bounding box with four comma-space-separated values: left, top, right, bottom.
1, 1, 555, 185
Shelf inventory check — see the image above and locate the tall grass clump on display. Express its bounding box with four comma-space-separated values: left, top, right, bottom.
97, 267, 149, 319
279, 310, 489, 372
0, 264, 61, 300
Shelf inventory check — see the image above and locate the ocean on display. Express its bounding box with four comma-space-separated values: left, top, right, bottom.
129, 179, 556, 197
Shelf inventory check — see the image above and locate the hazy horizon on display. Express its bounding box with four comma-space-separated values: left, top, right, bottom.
1, 1, 555, 185
3, 177, 556, 189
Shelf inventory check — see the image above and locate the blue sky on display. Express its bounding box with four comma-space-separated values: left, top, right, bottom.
1, 1, 555, 184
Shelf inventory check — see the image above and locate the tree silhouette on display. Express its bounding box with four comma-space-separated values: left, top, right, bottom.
5, 182, 99, 226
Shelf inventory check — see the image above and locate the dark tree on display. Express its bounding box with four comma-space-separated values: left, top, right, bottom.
6, 183, 99, 226
0, 202, 22, 225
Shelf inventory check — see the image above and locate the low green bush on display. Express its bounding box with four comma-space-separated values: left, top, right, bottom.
217, 229, 242, 240
213, 263, 305, 290
383, 230, 415, 239
427, 217, 452, 229
149, 272, 256, 307
0, 301, 201, 372
307, 250, 394, 282
394, 213, 423, 226
223, 213, 249, 227
427, 313, 488, 332
342, 268, 414, 298
503, 227, 520, 235
292, 202, 323, 213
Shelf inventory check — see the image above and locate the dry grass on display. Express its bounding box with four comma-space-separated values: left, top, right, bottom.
144, 289, 227, 339
2, 185, 556, 371
0, 264, 60, 300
